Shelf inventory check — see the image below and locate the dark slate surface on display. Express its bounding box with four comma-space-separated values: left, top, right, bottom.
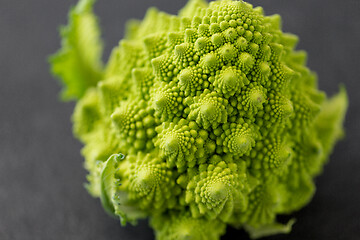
0, 0, 359, 239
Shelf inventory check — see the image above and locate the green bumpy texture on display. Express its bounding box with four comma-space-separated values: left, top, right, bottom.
51, 0, 348, 239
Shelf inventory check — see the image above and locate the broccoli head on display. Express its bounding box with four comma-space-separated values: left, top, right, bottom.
50, 0, 348, 239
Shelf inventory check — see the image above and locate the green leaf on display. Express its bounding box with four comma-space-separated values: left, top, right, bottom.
100, 154, 146, 224
315, 85, 348, 155
50, 0, 103, 100
244, 219, 296, 239
100, 154, 119, 217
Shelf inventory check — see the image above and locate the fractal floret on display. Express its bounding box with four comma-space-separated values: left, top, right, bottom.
51, 0, 348, 239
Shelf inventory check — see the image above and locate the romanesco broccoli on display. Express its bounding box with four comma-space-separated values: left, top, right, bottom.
50, 0, 348, 239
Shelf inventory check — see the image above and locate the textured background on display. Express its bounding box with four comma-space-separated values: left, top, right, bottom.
0, 0, 359, 239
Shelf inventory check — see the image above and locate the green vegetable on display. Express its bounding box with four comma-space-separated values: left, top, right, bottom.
51, 0, 348, 239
